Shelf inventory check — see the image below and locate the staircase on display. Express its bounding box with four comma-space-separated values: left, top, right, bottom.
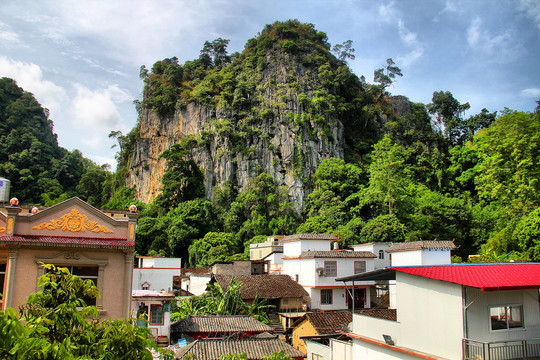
268, 313, 284, 333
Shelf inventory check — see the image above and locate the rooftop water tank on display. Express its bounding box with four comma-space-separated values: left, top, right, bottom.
0, 177, 10, 203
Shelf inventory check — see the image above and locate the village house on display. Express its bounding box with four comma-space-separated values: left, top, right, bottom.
0, 197, 137, 318
337, 263, 540, 360
170, 315, 274, 343
131, 289, 175, 346
288, 310, 352, 354
177, 267, 211, 296
133, 256, 182, 292
175, 337, 306, 359
281, 233, 378, 311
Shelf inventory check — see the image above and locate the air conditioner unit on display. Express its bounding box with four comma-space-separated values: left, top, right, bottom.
316, 268, 325, 276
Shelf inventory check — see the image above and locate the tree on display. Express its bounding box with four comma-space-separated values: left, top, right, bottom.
331, 40, 355, 63
171, 280, 270, 324
155, 143, 205, 213
359, 214, 405, 243
0, 264, 170, 359
189, 232, 238, 267
200, 38, 231, 68
475, 108, 539, 213
426, 91, 470, 144
368, 135, 410, 214
373, 58, 402, 95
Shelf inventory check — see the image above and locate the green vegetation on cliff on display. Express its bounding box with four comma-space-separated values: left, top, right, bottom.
130, 20, 539, 265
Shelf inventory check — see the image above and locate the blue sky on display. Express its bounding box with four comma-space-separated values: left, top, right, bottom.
1, 0, 539, 168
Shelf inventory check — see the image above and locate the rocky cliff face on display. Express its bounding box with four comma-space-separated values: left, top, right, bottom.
128, 59, 349, 209
127, 21, 370, 210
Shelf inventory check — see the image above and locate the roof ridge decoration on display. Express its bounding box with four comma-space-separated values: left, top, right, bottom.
32, 208, 114, 234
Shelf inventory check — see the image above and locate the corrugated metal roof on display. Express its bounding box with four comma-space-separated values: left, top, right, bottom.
214, 275, 309, 300
0, 235, 134, 249
175, 338, 306, 359
386, 241, 456, 253
393, 263, 540, 291
287, 250, 376, 259
171, 315, 273, 334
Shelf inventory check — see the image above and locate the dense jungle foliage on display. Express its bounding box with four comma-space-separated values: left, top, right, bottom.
1, 20, 538, 266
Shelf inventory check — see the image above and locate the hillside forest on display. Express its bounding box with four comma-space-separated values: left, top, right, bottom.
0, 20, 538, 266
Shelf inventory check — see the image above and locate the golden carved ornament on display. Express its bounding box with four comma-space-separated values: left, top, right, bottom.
32, 208, 114, 234
0, 226, 5, 233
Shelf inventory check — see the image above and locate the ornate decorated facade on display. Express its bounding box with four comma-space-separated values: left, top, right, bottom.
0, 197, 137, 318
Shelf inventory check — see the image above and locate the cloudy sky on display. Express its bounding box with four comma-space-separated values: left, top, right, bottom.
1, 0, 539, 168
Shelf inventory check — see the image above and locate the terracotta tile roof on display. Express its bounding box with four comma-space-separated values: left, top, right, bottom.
356, 308, 397, 322
214, 275, 309, 300
171, 315, 273, 334
304, 310, 352, 334
0, 235, 134, 249
393, 263, 540, 291
281, 233, 337, 243
180, 268, 211, 276
386, 241, 456, 253
175, 338, 306, 359
287, 250, 376, 259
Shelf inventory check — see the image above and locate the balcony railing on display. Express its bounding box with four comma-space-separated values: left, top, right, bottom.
463, 338, 540, 360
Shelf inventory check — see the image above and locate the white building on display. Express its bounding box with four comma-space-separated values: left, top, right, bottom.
351, 243, 391, 270
338, 263, 540, 360
282, 234, 377, 311
385, 240, 456, 266
132, 256, 182, 292
131, 289, 175, 346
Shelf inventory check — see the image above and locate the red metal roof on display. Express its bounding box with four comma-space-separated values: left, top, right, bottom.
392, 263, 540, 291
0, 235, 134, 249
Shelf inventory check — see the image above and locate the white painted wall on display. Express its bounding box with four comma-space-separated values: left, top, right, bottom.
351, 243, 391, 269
352, 338, 421, 360
390, 249, 451, 266
186, 274, 211, 296
465, 287, 540, 342
352, 273, 464, 359
306, 340, 330, 360
330, 338, 353, 360
133, 267, 182, 291
389, 250, 422, 266
283, 239, 332, 257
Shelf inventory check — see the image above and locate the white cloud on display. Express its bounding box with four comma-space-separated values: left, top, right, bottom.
397, 20, 424, 67
0, 56, 66, 113
378, 1, 397, 22
72, 84, 131, 130
467, 17, 511, 52
520, 88, 540, 99
520, 0, 540, 31
0, 21, 25, 47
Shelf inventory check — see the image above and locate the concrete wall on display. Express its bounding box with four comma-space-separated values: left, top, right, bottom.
292, 318, 316, 353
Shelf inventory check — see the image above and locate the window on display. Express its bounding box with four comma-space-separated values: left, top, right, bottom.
379, 250, 385, 259
295, 274, 299, 282
324, 261, 337, 277
490, 305, 524, 330
321, 289, 333, 305
47, 265, 98, 306
312, 354, 323, 360
150, 304, 164, 325
354, 261, 366, 274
